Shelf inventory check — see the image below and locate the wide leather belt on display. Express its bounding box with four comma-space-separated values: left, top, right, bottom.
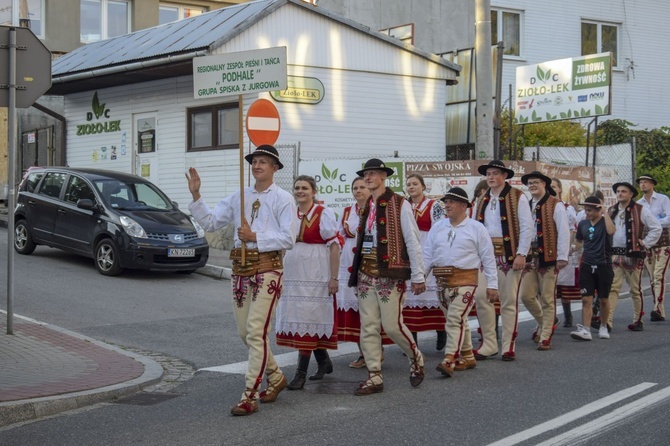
491, 237, 505, 257
433, 266, 478, 288
360, 249, 379, 278
656, 228, 670, 247
230, 248, 283, 277
612, 247, 628, 256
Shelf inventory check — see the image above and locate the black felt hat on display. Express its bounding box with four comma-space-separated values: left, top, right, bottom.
477, 160, 515, 179
356, 158, 395, 177
612, 182, 638, 198
440, 187, 471, 208
521, 171, 556, 196
244, 145, 283, 169
580, 196, 603, 208
636, 175, 657, 185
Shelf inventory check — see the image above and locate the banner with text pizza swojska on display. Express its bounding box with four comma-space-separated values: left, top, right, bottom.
300, 159, 619, 220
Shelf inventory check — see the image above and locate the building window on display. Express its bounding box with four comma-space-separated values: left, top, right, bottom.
0, 0, 44, 38
187, 103, 239, 152
80, 0, 130, 43
582, 21, 618, 67
159, 3, 205, 25
379, 23, 414, 45
491, 8, 521, 57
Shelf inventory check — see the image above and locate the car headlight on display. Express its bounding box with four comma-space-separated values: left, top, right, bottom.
190, 216, 206, 238
120, 216, 147, 238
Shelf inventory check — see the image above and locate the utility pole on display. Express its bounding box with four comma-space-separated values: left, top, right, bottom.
475, 0, 494, 159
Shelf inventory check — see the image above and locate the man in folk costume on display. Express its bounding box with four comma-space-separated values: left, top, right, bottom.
186, 145, 298, 416
518, 171, 570, 351
606, 182, 661, 332
636, 174, 670, 322
472, 160, 534, 361
424, 188, 499, 377
348, 158, 426, 395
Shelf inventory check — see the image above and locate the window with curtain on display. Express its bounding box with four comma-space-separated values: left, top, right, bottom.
582, 21, 619, 67
491, 8, 521, 57
187, 103, 240, 152
80, 0, 130, 43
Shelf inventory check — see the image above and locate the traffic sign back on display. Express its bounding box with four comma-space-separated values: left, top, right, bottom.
246, 99, 280, 147
0, 26, 52, 108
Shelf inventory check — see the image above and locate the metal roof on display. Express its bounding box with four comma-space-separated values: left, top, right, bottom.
49, 0, 460, 95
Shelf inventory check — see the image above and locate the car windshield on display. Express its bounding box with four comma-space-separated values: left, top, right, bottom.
93, 179, 173, 211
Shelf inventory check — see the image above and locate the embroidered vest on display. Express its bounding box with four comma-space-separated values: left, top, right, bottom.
298, 205, 328, 244
531, 193, 559, 266
348, 188, 411, 287
609, 202, 646, 258
414, 199, 435, 232
475, 183, 523, 262
341, 206, 356, 238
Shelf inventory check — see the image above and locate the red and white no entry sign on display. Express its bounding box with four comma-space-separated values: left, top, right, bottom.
246, 99, 281, 146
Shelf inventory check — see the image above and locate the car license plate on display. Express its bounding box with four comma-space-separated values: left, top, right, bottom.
168, 248, 195, 257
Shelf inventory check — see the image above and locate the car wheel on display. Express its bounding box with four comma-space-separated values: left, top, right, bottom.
14, 219, 36, 255
95, 239, 123, 276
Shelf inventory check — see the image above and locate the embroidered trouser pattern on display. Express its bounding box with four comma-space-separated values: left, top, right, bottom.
607, 257, 644, 327
357, 272, 423, 375
231, 271, 284, 401
438, 285, 477, 358
519, 266, 558, 343
645, 247, 670, 317
474, 263, 522, 356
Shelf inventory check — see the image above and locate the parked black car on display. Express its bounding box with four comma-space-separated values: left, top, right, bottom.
14, 167, 209, 276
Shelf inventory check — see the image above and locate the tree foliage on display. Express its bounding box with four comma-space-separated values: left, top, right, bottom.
597, 120, 670, 195
499, 108, 587, 160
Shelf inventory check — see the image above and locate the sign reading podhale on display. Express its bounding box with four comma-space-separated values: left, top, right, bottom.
192, 47, 288, 98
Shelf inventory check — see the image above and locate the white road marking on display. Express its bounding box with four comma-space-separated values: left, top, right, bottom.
534, 384, 670, 446
488, 382, 658, 446
198, 307, 547, 374
247, 116, 279, 131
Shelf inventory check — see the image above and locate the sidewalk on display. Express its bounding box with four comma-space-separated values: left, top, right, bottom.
0, 315, 163, 428
0, 209, 230, 428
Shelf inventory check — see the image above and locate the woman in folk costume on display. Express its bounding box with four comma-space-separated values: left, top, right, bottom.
276, 175, 340, 390
402, 173, 448, 350
552, 178, 581, 327
337, 177, 393, 369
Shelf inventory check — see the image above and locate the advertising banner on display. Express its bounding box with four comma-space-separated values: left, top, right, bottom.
299, 159, 603, 219
515, 52, 611, 124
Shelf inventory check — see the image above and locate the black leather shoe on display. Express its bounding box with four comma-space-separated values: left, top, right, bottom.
651, 310, 665, 322
436, 330, 447, 351
287, 372, 306, 390
309, 359, 333, 380
628, 321, 644, 332
563, 314, 573, 327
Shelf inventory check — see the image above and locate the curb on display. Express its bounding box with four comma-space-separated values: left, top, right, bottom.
0, 320, 164, 428
196, 264, 231, 280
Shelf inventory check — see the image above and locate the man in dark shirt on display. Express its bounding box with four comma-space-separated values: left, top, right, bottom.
571, 196, 616, 341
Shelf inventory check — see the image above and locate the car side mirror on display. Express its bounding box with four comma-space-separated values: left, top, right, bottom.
172, 201, 179, 209
77, 198, 96, 210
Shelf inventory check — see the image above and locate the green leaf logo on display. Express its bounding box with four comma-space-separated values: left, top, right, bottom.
321, 164, 338, 182
92, 92, 106, 120
536, 66, 551, 83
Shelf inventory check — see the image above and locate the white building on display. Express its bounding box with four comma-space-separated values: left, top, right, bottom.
48, 0, 459, 208
317, 0, 669, 131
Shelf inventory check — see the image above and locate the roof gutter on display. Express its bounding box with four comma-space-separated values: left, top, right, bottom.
51, 50, 208, 85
